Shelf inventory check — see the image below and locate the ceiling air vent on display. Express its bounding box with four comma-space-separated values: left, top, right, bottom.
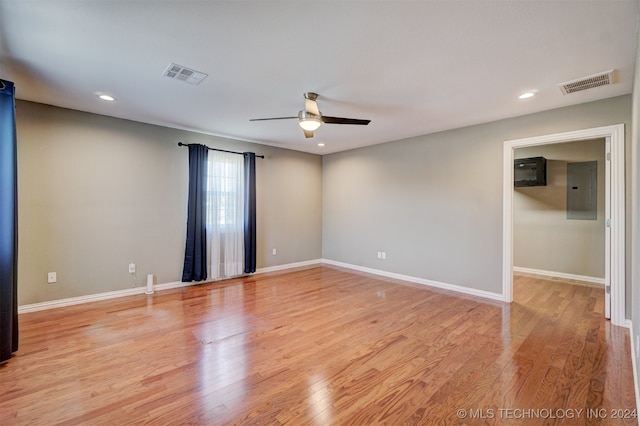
558, 69, 615, 95
163, 63, 208, 85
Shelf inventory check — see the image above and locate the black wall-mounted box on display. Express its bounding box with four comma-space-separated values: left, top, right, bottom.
514, 157, 546, 187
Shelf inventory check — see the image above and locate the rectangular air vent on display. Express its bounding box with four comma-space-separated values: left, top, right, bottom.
163, 63, 208, 85
558, 69, 614, 95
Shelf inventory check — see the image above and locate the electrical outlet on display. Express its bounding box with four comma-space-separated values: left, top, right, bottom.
129, 263, 136, 274
47, 272, 56, 284
272, 248, 277, 256
381, 252, 386, 260
377, 251, 382, 259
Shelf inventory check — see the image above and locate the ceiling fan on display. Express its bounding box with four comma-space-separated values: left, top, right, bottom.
250, 92, 371, 138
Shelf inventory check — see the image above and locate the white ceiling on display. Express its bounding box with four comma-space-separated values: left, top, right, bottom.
0, 1, 637, 155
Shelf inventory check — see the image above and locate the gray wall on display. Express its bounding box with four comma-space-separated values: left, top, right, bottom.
323, 95, 631, 299
514, 139, 605, 278
16, 101, 322, 305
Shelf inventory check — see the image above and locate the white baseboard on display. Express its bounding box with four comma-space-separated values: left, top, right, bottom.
629, 321, 640, 424
18, 260, 604, 314
18, 287, 147, 314
18, 259, 324, 314
256, 259, 322, 274
322, 258, 505, 302
513, 266, 605, 286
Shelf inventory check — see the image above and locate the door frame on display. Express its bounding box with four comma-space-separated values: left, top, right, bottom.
502, 124, 626, 327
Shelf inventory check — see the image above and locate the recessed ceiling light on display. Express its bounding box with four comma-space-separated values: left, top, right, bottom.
317, 143, 325, 147
98, 94, 116, 101
518, 91, 537, 99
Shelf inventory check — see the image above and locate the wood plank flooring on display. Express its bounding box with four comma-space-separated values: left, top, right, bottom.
0, 266, 636, 425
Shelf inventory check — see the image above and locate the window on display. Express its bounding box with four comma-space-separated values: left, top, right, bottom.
206, 154, 244, 227
206, 151, 245, 278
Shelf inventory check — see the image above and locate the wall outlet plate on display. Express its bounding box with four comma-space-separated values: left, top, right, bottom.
128, 263, 136, 274
47, 272, 56, 284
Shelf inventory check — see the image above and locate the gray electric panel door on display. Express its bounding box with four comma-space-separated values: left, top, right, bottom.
567, 161, 597, 220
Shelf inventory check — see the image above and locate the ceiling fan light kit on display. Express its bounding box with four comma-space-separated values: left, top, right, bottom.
298, 110, 322, 131
250, 92, 371, 139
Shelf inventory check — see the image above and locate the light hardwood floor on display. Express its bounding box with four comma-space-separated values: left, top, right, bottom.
0, 266, 636, 425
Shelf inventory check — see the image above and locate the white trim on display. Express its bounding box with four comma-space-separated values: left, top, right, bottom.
503, 124, 626, 327
256, 259, 322, 274
18, 280, 205, 313
513, 266, 605, 286
322, 258, 505, 302
629, 321, 640, 424
152, 280, 192, 292
503, 142, 515, 303
605, 136, 612, 319
18, 287, 146, 313
18, 259, 324, 314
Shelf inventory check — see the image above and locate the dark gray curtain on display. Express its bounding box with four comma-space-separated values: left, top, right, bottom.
0, 80, 18, 362
181, 144, 208, 282
243, 153, 257, 273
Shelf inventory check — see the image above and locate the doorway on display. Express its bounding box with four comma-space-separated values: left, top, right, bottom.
503, 124, 626, 327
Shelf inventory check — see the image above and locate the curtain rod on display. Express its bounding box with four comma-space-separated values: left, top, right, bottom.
178, 142, 265, 159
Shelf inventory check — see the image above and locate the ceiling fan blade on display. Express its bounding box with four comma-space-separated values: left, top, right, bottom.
321, 116, 371, 125
249, 116, 297, 121
303, 129, 314, 138
304, 93, 320, 116
305, 99, 320, 116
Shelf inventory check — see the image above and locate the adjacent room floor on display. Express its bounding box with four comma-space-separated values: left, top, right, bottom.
0, 266, 635, 425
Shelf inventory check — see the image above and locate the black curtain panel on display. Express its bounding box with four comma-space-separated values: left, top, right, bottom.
0, 80, 19, 362
243, 152, 257, 274
181, 144, 208, 282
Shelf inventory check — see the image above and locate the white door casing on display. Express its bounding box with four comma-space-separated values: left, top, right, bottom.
503, 124, 625, 327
